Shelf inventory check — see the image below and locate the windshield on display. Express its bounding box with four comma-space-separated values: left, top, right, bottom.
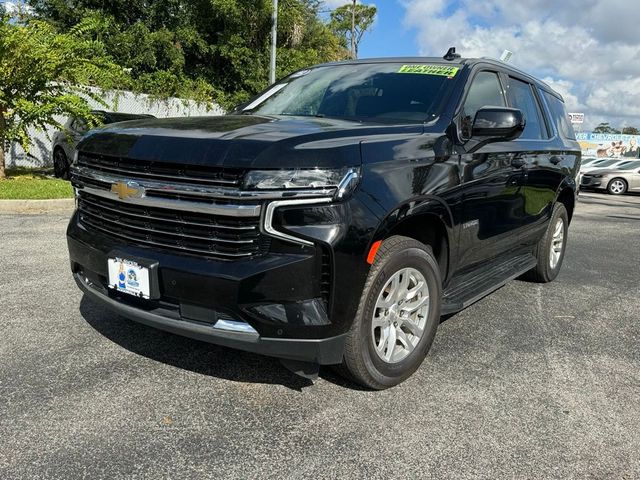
242, 63, 459, 123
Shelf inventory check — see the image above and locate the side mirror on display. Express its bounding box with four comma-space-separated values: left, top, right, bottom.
472, 107, 525, 141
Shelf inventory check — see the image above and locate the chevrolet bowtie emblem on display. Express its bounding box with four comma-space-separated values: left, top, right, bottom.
111, 181, 144, 200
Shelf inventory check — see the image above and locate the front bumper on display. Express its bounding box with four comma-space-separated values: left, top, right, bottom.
580, 177, 603, 189
68, 215, 351, 365
74, 271, 346, 364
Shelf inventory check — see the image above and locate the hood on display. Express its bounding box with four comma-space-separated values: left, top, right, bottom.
77, 114, 424, 169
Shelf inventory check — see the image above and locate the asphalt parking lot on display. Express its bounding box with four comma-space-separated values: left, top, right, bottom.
1, 192, 639, 479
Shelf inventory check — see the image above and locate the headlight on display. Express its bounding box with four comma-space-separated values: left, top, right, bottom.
244, 167, 359, 192
257, 167, 361, 246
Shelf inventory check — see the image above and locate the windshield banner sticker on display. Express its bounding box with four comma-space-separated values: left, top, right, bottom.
398, 64, 460, 77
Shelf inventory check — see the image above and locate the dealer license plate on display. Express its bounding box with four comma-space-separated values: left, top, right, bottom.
107, 257, 151, 299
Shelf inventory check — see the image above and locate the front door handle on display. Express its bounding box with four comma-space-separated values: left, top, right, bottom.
511, 157, 526, 169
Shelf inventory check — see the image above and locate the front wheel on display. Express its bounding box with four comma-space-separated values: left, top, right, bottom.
339, 236, 442, 390
607, 178, 627, 195
53, 148, 70, 179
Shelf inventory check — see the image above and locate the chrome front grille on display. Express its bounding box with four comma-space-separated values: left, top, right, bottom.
77, 152, 245, 187
71, 151, 338, 258
77, 191, 269, 259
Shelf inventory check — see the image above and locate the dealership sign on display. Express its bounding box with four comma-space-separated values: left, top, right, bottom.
576, 132, 640, 159
568, 113, 584, 124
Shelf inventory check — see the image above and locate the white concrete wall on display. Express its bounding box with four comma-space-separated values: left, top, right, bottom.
7, 88, 224, 169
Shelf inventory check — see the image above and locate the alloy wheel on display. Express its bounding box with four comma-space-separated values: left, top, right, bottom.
371, 267, 430, 364
610, 180, 626, 194
549, 218, 564, 269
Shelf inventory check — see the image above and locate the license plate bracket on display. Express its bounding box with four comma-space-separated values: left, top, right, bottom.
107, 252, 160, 300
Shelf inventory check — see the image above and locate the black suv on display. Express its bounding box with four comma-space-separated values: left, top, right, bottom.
67, 54, 580, 389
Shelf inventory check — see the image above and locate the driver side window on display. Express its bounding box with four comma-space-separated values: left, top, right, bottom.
461, 71, 506, 138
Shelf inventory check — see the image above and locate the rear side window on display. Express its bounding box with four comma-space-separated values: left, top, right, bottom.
507, 77, 547, 140
542, 91, 576, 140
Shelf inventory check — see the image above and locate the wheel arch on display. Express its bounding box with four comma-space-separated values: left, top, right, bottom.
368, 196, 454, 281
556, 185, 576, 223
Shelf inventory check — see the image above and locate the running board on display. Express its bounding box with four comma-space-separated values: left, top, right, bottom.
442, 253, 537, 315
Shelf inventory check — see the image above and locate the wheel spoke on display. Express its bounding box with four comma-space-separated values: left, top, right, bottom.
402, 318, 424, 337
403, 294, 429, 313
397, 271, 410, 300
380, 276, 400, 307
404, 280, 425, 301
396, 328, 411, 350
554, 222, 562, 237
384, 326, 397, 362
375, 326, 389, 353
372, 315, 387, 329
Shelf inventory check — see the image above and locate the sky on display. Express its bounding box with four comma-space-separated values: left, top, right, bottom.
323, 0, 640, 131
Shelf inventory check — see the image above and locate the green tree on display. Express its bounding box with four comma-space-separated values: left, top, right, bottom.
29, 0, 349, 108
621, 126, 640, 135
593, 122, 621, 134
0, 14, 126, 178
329, 2, 377, 58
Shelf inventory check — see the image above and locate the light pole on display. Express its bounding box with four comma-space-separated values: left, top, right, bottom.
269, 0, 278, 85
351, 0, 356, 59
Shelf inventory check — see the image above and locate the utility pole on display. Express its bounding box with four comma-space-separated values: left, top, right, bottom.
269, 0, 278, 85
351, 0, 356, 59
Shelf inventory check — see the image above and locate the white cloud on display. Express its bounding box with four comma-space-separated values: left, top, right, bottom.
402, 0, 640, 129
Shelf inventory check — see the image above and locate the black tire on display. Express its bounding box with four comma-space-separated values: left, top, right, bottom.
338, 235, 442, 390
53, 148, 69, 179
607, 178, 627, 195
523, 202, 568, 283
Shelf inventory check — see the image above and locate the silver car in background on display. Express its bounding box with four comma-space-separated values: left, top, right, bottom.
52, 111, 154, 179
580, 161, 640, 195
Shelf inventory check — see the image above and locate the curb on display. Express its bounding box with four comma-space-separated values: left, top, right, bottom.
0, 198, 75, 215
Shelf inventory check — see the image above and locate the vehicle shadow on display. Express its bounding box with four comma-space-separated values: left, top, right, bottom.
79, 295, 315, 391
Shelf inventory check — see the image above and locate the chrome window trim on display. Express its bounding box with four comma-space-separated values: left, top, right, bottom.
262, 197, 333, 247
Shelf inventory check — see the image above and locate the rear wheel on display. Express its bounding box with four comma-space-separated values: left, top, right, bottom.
53, 148, 70, 179
607, 178, 627, 195
339, 236, 441, 390
523, 202, 568, 283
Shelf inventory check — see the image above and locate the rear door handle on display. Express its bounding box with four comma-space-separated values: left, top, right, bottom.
511, 157, 526, 169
